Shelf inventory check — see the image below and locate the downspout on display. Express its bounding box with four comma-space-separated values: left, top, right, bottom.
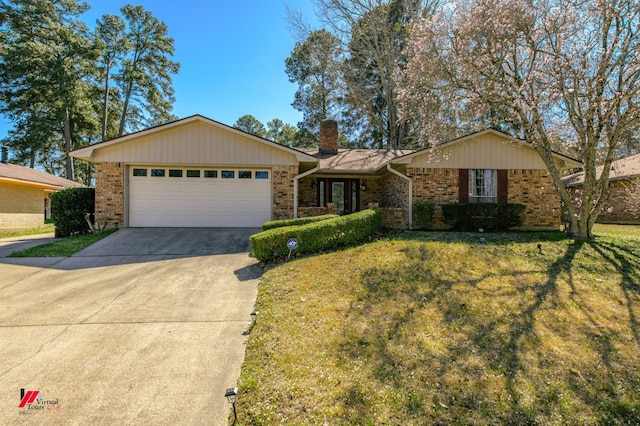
387, 163, 413, 230
293, 166, 319, 218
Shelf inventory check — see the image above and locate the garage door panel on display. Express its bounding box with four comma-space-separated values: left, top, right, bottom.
129, 167, 271, 227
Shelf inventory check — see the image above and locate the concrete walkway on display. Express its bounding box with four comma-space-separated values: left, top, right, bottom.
0, 232, 56, 258
0, 228, 261, 425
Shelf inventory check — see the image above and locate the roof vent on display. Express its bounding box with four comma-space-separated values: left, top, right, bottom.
1, 146, 8, 164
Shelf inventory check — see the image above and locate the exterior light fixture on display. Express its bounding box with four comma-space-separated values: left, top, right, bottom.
361, 181, 366, 191
225, 387, 238, 422
250, 311, 259, 323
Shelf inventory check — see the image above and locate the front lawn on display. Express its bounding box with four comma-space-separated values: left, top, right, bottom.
237, 225, 640, 424
0, 224, 55, 239
9, 230, 115, 257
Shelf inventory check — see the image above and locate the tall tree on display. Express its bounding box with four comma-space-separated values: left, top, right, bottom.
116, 4, 179, 136
233, 115, 266, 138
0, 0, 96, 179
95, 13, 127, 142
266, 118, 298, 146
400, 0, 640, 239
288, 0, 439, 149
285, 29, 342, 136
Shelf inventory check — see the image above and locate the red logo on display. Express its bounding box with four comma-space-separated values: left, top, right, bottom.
19, 389, 40, 408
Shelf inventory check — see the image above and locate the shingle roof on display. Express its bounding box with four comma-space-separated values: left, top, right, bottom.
0, 162, 84, 189
299, 148, 414, 173
563, 154, 640, 187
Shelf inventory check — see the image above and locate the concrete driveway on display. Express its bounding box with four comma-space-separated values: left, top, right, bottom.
0, 228, 261, 425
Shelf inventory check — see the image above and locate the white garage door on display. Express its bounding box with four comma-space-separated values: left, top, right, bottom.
128, 166, 271, 227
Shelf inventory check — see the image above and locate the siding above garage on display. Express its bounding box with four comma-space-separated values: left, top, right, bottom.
71, 115, 317, 167
88, 120, 299, 166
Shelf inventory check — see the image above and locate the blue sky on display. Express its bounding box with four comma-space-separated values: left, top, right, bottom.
0, 0, 317, 140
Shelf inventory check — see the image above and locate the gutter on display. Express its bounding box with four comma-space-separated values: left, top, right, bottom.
293, 166, 319, 218
387, 163, 413, 230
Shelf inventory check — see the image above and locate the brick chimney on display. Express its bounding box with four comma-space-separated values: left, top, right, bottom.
1, 146, 8, 164
319, 119, 338, 155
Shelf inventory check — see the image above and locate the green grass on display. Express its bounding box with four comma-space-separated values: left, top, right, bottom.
8, 230, 115, 257
237, 224, 640, 425
0, 224, 55, 239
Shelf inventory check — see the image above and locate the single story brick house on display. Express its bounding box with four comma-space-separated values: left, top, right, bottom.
0, 147, 84, 230
70, 114, 580, 230
563, 154, 640, 224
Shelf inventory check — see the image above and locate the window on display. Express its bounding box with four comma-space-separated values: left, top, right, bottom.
255, 171, 269, 179
186, 170, 201, 178
151, 169, 165, 177
239, 171, 252, 179
133, 168, 147, 177
204, 170, 218, 178
221, 170, 235, 179
169, 169, 183, 177
469, 169, 496, 203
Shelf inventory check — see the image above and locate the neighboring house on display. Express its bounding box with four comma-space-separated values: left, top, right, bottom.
70, 114, 580, 230
0, 147, 85, 230
563, 154, 640, 224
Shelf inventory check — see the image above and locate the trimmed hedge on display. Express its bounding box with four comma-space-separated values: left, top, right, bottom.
262, 214, 339, 231
414, 201, 435, 229
442, 203, 526, 231
251, 209, 382, 262
51, 187, 95, 237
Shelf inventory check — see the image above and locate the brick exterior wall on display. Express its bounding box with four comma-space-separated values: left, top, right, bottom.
298, 203, 338, 217
568, 179, 640, 224
95, 162, 125, 228
272, 165, 298, 220
0, 182, 47, 230
508, 170, 561, 228
408, 168, 460, 227
598, 180, 640, 223
382, 173, 409, 208
407, 167, 561, 229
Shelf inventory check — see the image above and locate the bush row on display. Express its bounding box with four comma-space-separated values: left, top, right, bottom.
251, 209, 382, 262
51, 187, 95, 237
414, 201, 435, 229
442, 203, 525, 231
261, 214, 339, 231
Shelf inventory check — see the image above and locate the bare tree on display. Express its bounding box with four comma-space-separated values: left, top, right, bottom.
400, 0, 640, 239
287, 0, 440, 148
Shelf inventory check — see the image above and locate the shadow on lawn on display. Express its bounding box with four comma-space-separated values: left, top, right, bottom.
336, 236, 640, 423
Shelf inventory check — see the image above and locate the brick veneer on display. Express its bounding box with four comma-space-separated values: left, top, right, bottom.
407, 167, 561, 229
568, 179, 640, 224
272, 165, 298, 220
95, 162, 124, 228
508, 170, 561, 228
0, 182, 47, 230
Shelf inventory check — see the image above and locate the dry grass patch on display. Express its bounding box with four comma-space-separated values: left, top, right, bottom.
237, 225, 640, 425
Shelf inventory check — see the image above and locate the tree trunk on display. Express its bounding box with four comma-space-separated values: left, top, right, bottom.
118, 79, 134, 137
102, 65, 111, 142
63, 107, 74, 180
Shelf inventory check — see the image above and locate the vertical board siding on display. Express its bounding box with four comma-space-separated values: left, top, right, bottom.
94, 121, 298, 166
409, 132, 547, 170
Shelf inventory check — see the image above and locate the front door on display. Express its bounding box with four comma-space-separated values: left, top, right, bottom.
319, 178, 360, 215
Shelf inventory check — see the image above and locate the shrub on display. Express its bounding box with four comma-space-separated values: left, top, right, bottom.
442, 203, 525, 231
414, 201, 435, 229
50, 187, 95, 237
262, 214, 339, 231
251, 209, 382, 262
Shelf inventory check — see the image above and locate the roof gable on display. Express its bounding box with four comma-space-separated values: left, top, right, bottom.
71, 115, 317, 165
394, 129, 580, 170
